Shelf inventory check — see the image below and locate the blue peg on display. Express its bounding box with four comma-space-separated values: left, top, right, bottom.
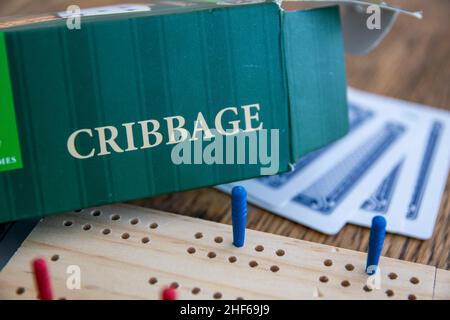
231, 186, 247, 248
366, 215, 387, 275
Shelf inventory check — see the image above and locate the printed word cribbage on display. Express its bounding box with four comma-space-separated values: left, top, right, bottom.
0, 204, 448, 300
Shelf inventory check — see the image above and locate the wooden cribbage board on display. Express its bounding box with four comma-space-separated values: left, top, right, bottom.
0, 204, 448, 300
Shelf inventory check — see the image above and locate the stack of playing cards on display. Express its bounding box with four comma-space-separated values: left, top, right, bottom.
218, 88, 450, 239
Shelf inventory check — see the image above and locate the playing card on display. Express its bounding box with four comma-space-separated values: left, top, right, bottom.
268, 118, 411, 234
348, 88, 450, 239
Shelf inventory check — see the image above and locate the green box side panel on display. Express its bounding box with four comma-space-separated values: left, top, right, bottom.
0, 3, 291, 222
0, 33, 23, 173
283, 6, 349, 160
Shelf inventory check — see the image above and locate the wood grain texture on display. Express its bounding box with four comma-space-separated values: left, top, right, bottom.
1, 204, 447, 300
0, 0, 448, 270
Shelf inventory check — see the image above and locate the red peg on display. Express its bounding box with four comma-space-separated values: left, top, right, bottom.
32, 258, 53, 300
161, 287, 177, 300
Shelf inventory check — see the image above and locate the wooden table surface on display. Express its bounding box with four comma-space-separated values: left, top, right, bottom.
1, 0, 449, 270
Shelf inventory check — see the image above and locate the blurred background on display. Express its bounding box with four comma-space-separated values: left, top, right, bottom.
0, 0, 448, 269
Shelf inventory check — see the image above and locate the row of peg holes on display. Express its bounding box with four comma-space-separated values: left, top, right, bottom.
322, 259, 420, 284
63, 215, 157, 244
72, 210, 159, 229
187, 246, 280, 273
147, 277, 243, 300
321, 259, 419, 299
192, 232, 284, 273
193, 232, 285, 256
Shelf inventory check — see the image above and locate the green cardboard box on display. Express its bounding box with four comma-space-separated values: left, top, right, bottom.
0, 1, 348, 222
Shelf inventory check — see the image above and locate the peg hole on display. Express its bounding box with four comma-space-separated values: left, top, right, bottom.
341, 280, 351, 287
388, 272, 398, 280
121, 233, 130, 240
148, 277, 157, 285
207, 252, 216, 259
130, 218, 139, 225
249, 261, 258, 268
51, 254, 59, 262
410, 277, 419, 285
236, 297, 244, 300
323, 259, 333, 267
214, 236, 223, 244
82, 224, 92, 231
111, 214, 120, 221
213, 292, 222, 299
187, 247, 196, 254
141, 237, 150, 244
91, 210, 101, 217
170, 282, 179, 289
270, 265, 280, 273
345, 264, 355, 271
276, 249, 285, 257
191, 287, 201, 295
150, 223, 158, 229
408, 294, 417, 300
363, 285, 372, 292
228, 256, 237, 263
385, 289, 394, 297
63, 221, 73, 227
102, 228, 111, 235
319, 276, 328, 283
16, 287, 25, 295
194, 232, 203, 239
